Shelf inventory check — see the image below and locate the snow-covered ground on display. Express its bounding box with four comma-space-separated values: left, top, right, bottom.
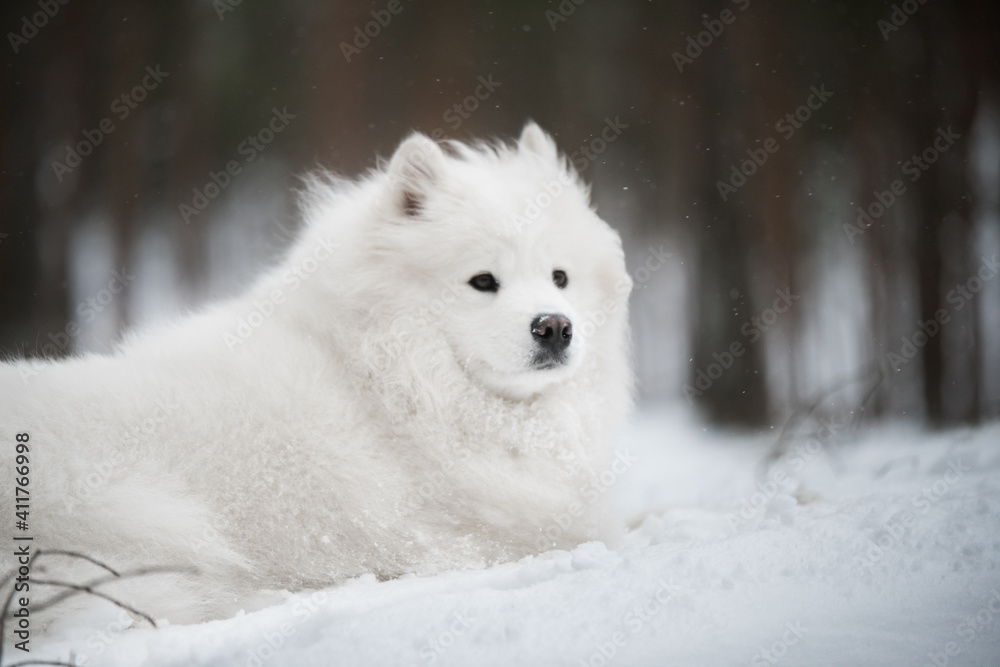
15, 406, 1000, 667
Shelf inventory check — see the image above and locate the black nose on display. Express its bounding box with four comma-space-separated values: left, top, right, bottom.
531, 313, 573, 354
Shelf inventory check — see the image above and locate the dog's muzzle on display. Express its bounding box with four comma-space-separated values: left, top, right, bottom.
531, 313, 572, 368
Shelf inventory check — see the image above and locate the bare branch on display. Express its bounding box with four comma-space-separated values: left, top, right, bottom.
763, 360, 883, 472
32, 577, 158, 628
32, 550, 121, 578
27, 565, 196, 616
0, 549, 197, 666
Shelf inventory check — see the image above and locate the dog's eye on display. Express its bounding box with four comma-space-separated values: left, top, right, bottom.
469, 273, 499, 292
552, 270, 568, 289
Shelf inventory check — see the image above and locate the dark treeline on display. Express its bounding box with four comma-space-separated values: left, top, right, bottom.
1, 0, 998, 429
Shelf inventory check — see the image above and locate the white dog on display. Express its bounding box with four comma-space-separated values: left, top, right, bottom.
0, 122, 633, 625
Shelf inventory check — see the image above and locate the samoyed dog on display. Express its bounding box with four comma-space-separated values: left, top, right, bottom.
0, 122, 633, 626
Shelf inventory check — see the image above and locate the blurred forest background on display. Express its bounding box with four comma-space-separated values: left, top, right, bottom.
1, 0, 998, 430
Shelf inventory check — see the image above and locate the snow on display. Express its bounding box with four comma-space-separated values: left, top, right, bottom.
16, 406, 1000, 667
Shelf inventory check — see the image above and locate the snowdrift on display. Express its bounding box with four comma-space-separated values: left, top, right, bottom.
14, 407, 1000, 667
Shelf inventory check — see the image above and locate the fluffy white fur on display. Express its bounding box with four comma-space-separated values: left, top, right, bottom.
0, 123, 633, 625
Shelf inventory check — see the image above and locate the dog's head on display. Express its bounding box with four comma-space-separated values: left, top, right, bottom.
369, 122, 631, 400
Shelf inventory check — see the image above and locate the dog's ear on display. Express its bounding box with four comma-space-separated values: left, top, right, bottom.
387, 133, 445, 218
518, 121, 558, 162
